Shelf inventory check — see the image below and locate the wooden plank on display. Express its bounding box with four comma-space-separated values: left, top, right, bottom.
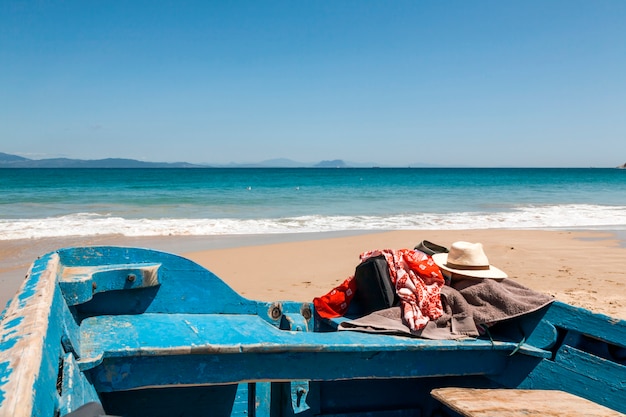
0, 253, 61, 417
77, 315, 535, 391
431, 388, 626, 417
88, 350, 511, 392
78, 313, 547, 365
545, 301, 626, 349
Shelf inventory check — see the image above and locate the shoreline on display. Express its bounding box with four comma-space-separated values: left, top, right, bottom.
1, 229, 625, 319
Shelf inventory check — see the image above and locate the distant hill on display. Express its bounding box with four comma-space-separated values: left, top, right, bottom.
0, 153, 201, 168
210, 158, 363, 168
0, 152, 30, 163
314, 159, 349, 168
0, 152, 404, 168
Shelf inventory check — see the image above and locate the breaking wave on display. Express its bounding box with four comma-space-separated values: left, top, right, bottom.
1, 204, 625, 240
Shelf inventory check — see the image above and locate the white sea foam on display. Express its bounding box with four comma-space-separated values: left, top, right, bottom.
1, 204, 625, 240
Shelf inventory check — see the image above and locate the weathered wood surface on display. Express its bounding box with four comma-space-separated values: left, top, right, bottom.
431, 388, 626, 417
0, 253, 61, 417
78, 313, 539, 391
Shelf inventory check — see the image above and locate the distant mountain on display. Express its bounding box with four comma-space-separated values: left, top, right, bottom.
204, 158, 362, 168
0, 152, 30, 163
0, 152, 420, 168
0, 153, 201, 168
314, 159, 348, 168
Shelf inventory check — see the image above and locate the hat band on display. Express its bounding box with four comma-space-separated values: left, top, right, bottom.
445, 262, 491, 271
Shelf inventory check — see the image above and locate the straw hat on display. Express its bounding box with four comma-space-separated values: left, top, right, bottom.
431, 241, 508, 279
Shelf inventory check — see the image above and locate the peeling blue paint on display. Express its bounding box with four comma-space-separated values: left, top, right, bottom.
0, 339, 17, 352
0, 329, 17, 341
17, 277, 39, 309
14, 255, 56, 308
0, 361, 11, 403
1, 316, 23, 331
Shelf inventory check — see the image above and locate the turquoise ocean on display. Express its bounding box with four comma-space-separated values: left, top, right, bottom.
1, 168, 626, 241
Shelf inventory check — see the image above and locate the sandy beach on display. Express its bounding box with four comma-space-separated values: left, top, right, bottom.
1, 229, 625, 320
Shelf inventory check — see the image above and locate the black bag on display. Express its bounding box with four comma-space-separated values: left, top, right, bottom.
353, 255, 398, 315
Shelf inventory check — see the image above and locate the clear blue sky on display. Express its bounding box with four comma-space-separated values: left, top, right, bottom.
1, 1, 625, 167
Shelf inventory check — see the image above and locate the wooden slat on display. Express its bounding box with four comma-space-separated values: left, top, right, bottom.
78, 313, 528, 391
0, 253, 61, 417
431, 388, 626, 417
78, 313, 548, 363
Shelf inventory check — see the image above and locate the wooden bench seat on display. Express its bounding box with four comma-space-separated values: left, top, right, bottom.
76, 313, 549, 392
79, 313, 549, 360
431, 388, 626, 417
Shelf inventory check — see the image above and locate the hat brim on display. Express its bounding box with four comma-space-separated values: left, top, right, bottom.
431, 253, 508, 280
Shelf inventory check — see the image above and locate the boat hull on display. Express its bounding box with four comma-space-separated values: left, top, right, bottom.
0, 246, 624, 416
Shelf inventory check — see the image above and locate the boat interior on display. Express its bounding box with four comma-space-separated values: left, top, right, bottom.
1, 246, 625, 417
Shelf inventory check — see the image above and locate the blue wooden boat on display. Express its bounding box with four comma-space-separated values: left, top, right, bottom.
0, 246, 625, 417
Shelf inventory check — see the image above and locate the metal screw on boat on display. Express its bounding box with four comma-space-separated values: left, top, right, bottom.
269, 302, 282, 320
127, 274, 136, 282
301, 304, 312, 320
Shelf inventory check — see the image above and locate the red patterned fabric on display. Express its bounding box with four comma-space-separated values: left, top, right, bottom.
360, 249, 444, 330
313, 276, 357, 318
313, 249, 445, 330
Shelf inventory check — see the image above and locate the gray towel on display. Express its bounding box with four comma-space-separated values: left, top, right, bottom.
338, 278, 554, 340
